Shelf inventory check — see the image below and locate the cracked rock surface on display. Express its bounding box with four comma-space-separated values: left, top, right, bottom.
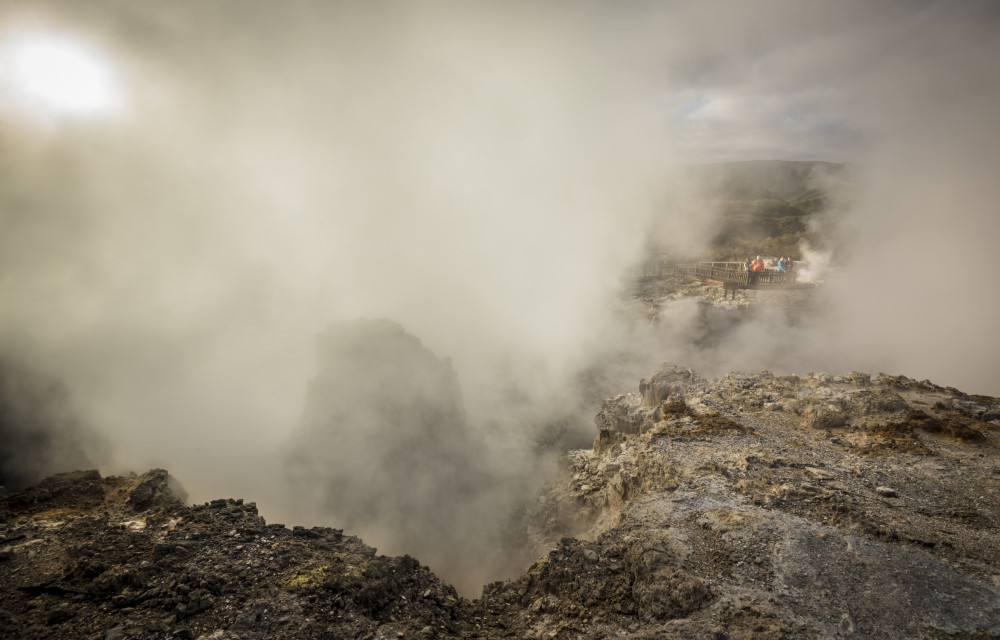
3, 365, 1000, 639
500, 364, 1000, 638
1, 470, 465, 640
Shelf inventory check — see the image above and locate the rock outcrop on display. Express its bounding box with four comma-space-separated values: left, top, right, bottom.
1, 469, 465, 640
503, 364, 1000, 638
284, 319, 496, 583
2, 365, 999, 639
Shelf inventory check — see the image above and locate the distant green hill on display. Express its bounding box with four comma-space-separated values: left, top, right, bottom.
684, 159, 846, 202
654, 160, 849, 262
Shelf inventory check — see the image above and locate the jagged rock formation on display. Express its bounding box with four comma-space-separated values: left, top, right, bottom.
501, 364, 1000, 638
1, 469, 466, 639
2, 366, 999, 639
284, 319, 495, 580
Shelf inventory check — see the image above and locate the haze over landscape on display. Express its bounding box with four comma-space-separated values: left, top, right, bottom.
2, 0, 1000, 592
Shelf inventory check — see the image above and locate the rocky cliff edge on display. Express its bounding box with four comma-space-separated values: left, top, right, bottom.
2, 366, 1000, 639
497, 365, 1000, 638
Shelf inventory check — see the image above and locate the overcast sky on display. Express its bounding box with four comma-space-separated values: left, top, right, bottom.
1, 0, 999, 516
3, 1, 996, 163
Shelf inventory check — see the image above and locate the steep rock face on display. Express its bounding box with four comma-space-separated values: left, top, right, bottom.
284, 319, 493, 578
496, 365, 1000, 638
594, 364, 708, 438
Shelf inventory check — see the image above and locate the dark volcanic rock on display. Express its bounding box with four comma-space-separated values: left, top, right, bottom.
0, 469, 105, 521
0, 469, 472, 640
127, 468, 186, 511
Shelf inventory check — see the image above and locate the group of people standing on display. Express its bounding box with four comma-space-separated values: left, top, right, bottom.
742, 255, 794, 285
743, 256, 764, 273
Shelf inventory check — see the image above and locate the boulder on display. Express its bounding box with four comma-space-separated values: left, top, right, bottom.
639, 364, 706, 409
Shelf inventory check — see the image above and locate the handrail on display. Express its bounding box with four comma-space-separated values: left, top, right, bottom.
634, 261, 792, 289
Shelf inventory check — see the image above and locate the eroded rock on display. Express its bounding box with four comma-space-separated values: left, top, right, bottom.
496, 366, 1000, 639
2, 366, 999, 640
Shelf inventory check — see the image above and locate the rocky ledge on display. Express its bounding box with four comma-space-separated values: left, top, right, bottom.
2, 366, 999, 639
504, 365, 1000, 639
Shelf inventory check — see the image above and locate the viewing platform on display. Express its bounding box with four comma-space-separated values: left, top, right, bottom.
635, 261, 795, 299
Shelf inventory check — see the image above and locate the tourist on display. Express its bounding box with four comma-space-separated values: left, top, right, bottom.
750, 255, 764, 285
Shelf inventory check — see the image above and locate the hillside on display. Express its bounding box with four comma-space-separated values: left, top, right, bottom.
684, 160, 847, 203
652, 160, 850, 261
3, 365, 999, 639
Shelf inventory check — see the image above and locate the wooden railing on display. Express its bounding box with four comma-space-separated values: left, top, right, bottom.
634, 261, 793, 292
636, 261, 743, 279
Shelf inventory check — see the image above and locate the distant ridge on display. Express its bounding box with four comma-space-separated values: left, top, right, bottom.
645, 159, 852, 260
684, 159, 848, 202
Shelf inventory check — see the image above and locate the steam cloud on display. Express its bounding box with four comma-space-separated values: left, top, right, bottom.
286, 319, 514, 593
633, 0, 1000, 394
1, 0, 999, 591
0, 357, 107, 489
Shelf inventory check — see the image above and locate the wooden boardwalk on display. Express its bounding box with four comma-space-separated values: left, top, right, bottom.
635, 261, 793, 299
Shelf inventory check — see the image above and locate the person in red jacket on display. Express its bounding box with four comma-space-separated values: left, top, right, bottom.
750, 255, 764, 285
